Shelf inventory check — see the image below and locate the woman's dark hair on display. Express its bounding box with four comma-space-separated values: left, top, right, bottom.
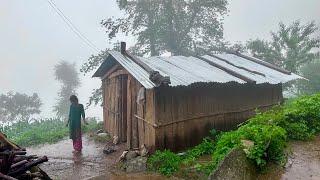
70, 95, 78, 104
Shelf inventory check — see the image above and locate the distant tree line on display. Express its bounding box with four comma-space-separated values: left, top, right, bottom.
0, 60, 81, 122
81, 0, 320, 106
0, 92, 42, 122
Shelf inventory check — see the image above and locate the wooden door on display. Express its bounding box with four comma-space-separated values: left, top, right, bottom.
127, 76, 146, 149
104, 75, 128, 142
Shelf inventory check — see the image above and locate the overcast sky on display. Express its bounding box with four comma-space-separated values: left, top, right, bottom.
0, 0, 319, 119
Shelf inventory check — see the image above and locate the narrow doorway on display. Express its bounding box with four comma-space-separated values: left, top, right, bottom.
105, 74, 128, 143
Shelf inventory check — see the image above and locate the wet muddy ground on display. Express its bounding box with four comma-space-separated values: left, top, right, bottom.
28, 136, 126, 180
258, 136, 320, 180
27, 135, 320, 180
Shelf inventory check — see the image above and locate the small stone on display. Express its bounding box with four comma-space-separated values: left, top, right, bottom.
96, 129, 104, 134
113, 136, 119, 145
103, 146, 115, 154
177, 152, 186, 156
140, 144, 148, 157
241, 139, 254, 155
118, 151, 129, 162
241, 140, 254, 149
126, 151, 138, 160
97, 133, 108, 138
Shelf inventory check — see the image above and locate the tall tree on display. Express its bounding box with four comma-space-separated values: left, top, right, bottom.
298, 59, 320, 94
0, 92, 42, 122
246, 21, 320, 73
53, 61, 81, 119
102, 0, 228, 56
82, 0, 229, 106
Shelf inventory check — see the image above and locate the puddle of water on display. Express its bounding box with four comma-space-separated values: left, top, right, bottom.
27, 136, 126, 180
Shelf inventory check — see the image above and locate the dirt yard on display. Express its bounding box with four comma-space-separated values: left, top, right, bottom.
26, 135, 320, 180
258, 136, 320, 180
27, 135, 126, 180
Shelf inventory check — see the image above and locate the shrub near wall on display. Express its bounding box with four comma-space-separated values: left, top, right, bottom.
147, 93, 320, 177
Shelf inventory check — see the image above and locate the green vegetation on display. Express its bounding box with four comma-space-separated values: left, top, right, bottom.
0, 118, 102, 147
148, 93, 320, 177
182, 138, 216, 165
89, 133, 111, 143
148, 150, 182, 176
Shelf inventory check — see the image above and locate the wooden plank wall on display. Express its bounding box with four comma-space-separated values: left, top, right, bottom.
144, 89, 156, 152
127, 76, 140, 149
154, 83, 283, 151
126, 76, 156, 150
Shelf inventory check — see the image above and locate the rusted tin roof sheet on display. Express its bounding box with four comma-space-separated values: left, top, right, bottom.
93, 51, 303, 89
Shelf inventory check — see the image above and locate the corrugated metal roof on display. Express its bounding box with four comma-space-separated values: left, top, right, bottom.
94, 51, 303, 89
204, 54, 302, 84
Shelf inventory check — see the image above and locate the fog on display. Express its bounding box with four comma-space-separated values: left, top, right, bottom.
0, 0, 319, 119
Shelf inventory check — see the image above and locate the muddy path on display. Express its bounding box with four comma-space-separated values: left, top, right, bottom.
27, 136, 126, 180
26, 135, 320, 180
258, 136, 320, 180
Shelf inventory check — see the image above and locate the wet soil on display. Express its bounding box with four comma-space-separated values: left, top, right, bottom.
28, 136, 126, 180
27, 136, 320, 180
258, 136, 320, 180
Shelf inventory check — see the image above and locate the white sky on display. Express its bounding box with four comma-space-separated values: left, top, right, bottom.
0, 0, 319, 119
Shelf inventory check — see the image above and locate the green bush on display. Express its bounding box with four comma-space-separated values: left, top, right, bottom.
284, 94, 320, 135
206, 93, 320, 173
207, 130, 241, 174
0, 118, 101, 147
148, 150, 182, 175
148, 93, 320, 177
82, 119, 103, 133
239, 124, 287, 168
279, 121, 312, 140
209, 129, 220, 140
183, 138, 215, 164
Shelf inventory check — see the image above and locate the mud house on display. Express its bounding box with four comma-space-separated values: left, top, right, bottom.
93, 42, 302, 152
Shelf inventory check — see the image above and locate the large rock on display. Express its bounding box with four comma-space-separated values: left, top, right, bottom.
208, 148, 257, 180
126, 151, 139, 161
125, 156, 148, 173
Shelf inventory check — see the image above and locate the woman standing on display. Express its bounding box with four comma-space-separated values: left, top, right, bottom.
66, 95, 88, 152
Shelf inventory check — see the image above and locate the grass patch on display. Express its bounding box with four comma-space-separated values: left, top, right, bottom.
91, 133, 111, 143
148, 93, 320, 177
87, 123, 112, 143
0, 118, 101, 147
148, 150, 182, 176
